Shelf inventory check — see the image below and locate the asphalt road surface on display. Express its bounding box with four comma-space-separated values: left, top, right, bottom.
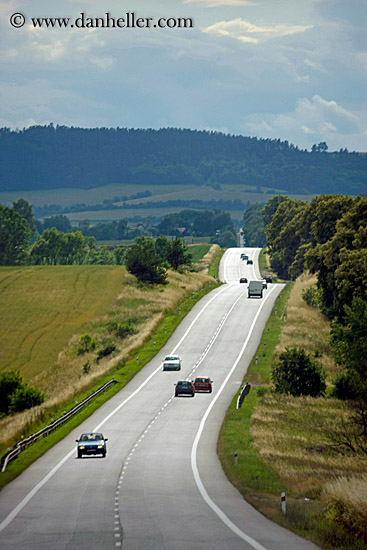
0, 248, 320, 550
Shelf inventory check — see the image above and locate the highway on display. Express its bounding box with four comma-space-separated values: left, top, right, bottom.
0, 248, 320, 550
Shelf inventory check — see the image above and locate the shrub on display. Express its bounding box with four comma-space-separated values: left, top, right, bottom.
77, 333, 96, 355
0, 370, 23, 414
323, 476, 367, 541
8, 384, 45, 414
302, 285, 321, 308
83, 360, 91, 375
331, 371, 358, 400
96, 343, 117, 361
272, 347, 326, 397
107, 320, 136, 339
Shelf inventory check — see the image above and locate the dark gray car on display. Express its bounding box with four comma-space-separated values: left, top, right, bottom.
175, 380, 195, 397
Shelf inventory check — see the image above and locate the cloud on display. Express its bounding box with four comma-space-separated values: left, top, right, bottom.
184, 0, 256, 6
203, 18, 313, 43
241, 95, 367, 151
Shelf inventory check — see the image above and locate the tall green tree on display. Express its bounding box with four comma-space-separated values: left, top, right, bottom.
0, 205, 32, 265
306, 197, 367, 318
12, 198, 36, 235
242, 203, 266, 247
30, 228, 91, 265
42, 215, 72, 233
330, 297, 367, 445
125, 236, 167, 284
167, 238, 192, 270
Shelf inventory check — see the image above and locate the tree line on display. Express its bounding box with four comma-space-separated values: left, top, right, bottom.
262, 194, 367, 454
1, 200, 238, 267
1, 125, 366, 195
1, 199, 205, 274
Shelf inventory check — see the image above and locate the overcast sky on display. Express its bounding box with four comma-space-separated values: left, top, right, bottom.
1, 0, 366, 151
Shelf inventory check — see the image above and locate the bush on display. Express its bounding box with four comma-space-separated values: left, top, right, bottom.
302, 285, 321, 308
323, 476, 367, 542
0, 370, 23, 414
9, 384, 45, 414
83, 360, 91, 375
77, 333, 96, 355
96, 343, 117, 361
272, 347, 326, 397
107, 320, 136, 339
331, 371, 358, 400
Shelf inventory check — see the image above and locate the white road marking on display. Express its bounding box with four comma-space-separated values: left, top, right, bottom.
190, 285, 277, 550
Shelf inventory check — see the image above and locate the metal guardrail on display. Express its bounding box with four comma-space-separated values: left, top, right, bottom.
1, 378, 117, 472
236, 382, 251, 409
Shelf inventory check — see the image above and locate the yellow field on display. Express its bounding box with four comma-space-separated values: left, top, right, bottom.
0, 266, 128, 381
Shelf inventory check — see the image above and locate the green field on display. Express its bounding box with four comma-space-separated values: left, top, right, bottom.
0, 265, 128, 382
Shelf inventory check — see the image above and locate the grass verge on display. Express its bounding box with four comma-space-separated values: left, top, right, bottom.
217, 286, 292, 500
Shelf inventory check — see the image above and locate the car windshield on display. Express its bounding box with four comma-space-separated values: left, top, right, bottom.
81, 433, 103, 441
178, 381, 190, 386
165, 356, 178, 361
196, 378, 208, 383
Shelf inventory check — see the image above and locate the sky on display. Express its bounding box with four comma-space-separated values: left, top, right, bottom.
1, 0, 366, 152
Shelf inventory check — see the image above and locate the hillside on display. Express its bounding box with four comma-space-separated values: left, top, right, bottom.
1, 126, 366, 196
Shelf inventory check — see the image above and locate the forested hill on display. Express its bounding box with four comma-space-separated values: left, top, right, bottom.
1, 125, 366, 195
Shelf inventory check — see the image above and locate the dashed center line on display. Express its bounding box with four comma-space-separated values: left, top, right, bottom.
113, 286, 248, 543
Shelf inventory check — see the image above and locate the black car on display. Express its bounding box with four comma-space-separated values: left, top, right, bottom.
175, 380, 195, 397
247, 259, 253, 265
264, 275, 272, 283
76, 432, 108, 458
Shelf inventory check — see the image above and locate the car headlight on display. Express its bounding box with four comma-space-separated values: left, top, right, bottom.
79, 445, 85, 449
97, 445, 104, 449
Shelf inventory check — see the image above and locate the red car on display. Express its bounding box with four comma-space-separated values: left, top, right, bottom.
193, 376, 212, 393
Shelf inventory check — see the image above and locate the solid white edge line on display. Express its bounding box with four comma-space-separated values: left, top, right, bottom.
0, 282, 233, 532
191, 285, 278, 550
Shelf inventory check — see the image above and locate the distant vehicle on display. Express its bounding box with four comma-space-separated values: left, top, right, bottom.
247, 259, 253, 265
262, 280, 268, 289
240, 277, 248, 283
241, 255, 248, 261
175, 380, 195, 397
193, 376, 212, 393
163, 355, 181, 371
264, 275, 272, 283
248, 281, 263, 298
76, 432, 108, 458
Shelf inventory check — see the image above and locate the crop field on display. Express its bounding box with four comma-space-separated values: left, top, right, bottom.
0, 183, 314, 225
0, 265, 128, 381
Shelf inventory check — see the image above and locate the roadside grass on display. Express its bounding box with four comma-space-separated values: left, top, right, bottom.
208, 246, 224, 278
243, 283, 293, 386
259, 247, 268, 273
188, 243, 211, 264
276, 272, 336, 380
0, 245, 220, 488
218, 273, 367, 550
